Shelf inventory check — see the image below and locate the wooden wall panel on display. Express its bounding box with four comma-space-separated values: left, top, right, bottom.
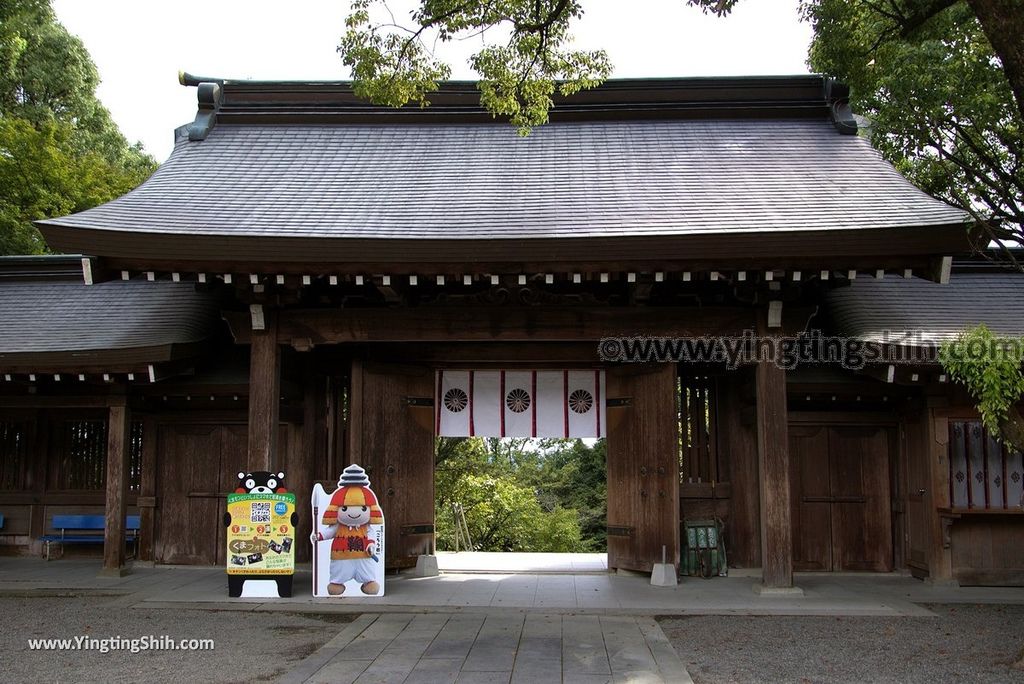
903, 409, 930, 575
607, 364, 679, 573
719, 374, 760, 567
0, 504, 32, 536
951, 518, 1024, 585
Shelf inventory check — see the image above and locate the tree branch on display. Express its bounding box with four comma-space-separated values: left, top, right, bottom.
514, 0, 570, 32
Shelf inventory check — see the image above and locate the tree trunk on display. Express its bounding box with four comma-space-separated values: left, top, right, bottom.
998, 405, 1024, 455
967, 0, 1024, 121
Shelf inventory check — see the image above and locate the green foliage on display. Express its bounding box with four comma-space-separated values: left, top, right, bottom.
433, 437, 605, 552
0, 0, 156, 255
939, 324, 1024, 436
803, 0, 1023, 253
0, 117, 152, 255
340, 0, 730, 134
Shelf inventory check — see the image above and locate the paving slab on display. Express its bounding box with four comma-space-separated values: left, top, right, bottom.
423, 614, 486, 660
462, 614, 525, 672
562, 615, 612, 675
282, 611, 689, 684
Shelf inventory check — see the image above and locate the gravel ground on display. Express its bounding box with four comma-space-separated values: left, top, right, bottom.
0, 596, 350, 684
660, 604, 1024, 683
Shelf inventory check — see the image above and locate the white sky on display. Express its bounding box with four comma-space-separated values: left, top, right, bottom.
52, 0, 813, 162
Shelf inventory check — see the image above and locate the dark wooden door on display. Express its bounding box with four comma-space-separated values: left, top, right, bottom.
830, 427, 892, 571
606, 364, 680, 573
155, 424, 224, 564
789, 424, 893, 572
789, 426, 833, 571
351, 360, 435, 570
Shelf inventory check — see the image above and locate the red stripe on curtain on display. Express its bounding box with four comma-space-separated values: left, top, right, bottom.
499, 370, 506, 438
435, 369, 443, 435
563, 370, 570, 438
531, 371, 537, 438
469, 370, 475, 437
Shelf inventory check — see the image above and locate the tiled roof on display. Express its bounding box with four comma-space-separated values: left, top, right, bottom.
827, 273, 1024, 346
40, 118, 967, 241
0, 279, 219, 356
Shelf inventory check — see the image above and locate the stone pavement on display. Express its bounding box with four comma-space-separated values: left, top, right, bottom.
3, 557, 1024, 616
279, 612, 693, 684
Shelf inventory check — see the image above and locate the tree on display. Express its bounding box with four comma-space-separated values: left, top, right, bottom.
433, 437, 604, 552
802, 0, 1023, 264
0, 0, 156, 255
340, 1, 1022, 257
940, 325, 1024, 450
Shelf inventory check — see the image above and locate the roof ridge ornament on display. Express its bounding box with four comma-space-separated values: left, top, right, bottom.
179, 71, 223, 141
824, 78, 858, 136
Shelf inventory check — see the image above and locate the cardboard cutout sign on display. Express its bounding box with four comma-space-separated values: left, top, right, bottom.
225, 471, 297, 598
311, 464, 385, 597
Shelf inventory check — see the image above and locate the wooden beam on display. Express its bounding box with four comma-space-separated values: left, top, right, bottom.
365, 342, 604, 364
224, 306, 752, 345
755, 315, 795, 590
101, 400, 131, 576
247, 310, 281, 471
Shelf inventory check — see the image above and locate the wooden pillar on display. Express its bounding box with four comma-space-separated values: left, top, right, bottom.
248, 310, 280, 471
101, 399, 131, 576
754, 317, 797, 591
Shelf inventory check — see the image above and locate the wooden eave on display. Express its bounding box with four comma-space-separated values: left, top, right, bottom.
45, 223, 972, 281
0, 341, 206, 375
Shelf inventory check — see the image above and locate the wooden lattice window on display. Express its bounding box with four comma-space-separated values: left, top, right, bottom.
679, 376, 719, 483
128, 420, 143, 493
51, 419, 144, 491
948, 420, 1024, 510
54, 419, 107, 490
0, 420, 28, 490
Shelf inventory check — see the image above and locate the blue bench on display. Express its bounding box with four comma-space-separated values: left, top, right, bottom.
41, 515, 140, 560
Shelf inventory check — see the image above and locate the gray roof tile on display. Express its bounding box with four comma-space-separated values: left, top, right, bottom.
0, 280, 220, 354
40, 119, 968, 239
827, 273, 1024, 346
